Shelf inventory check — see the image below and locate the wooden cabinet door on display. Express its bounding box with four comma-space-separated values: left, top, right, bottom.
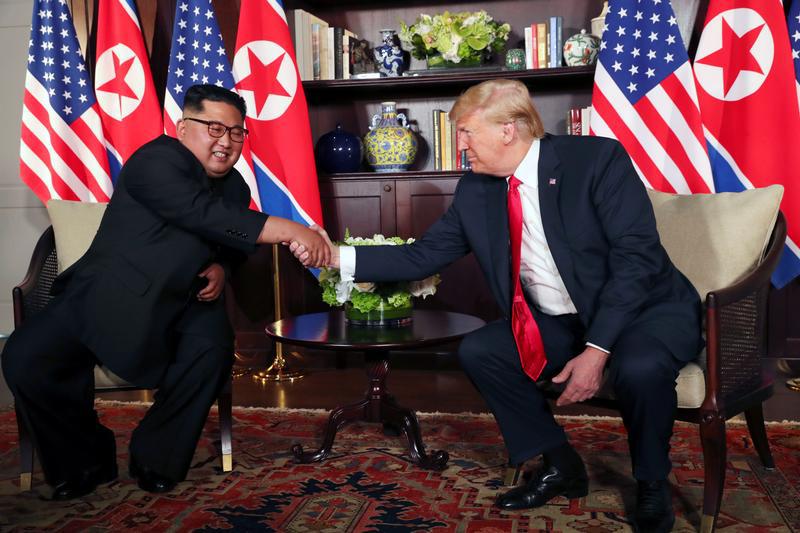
320, 179, 396, 239
394, 177, 502, 322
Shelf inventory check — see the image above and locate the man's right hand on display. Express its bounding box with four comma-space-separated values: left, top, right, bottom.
293, 225, 332, 268
257, 217, 331, 267
289, 224, 339, 268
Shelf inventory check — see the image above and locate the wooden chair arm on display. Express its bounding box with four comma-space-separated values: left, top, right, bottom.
703, 212, 786, 411
12, 226, 58, 327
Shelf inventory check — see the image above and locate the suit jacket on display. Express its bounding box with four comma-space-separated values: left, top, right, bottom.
356, 134, 702, 361
52, 135, 268, 387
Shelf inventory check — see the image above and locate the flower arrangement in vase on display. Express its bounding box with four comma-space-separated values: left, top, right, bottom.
399, 10, 511, 68
319, 232, 440, 326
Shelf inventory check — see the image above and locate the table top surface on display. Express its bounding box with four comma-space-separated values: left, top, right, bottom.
265, 310, 486, 351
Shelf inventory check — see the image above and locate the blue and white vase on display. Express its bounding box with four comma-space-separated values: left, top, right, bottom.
373, 29, 406, 77
363, 102, 417, 172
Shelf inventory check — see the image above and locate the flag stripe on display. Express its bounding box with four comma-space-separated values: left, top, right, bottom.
23, 91, 109, 201
163, 92, 181, 137
592, 74, 676, 193
251, 152, 314, 224
635, 87, 711, 193
235, 144, 262, 211
19, 157, 59, 202
20, 133, 81, 201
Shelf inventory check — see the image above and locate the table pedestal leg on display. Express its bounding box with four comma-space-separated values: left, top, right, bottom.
292, 351, 449, 470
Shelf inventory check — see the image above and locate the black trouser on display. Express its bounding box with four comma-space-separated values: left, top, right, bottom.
1, 298, 232, 484
457, 313, 684, 481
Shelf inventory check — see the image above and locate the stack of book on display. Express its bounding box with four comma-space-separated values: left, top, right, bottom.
431, 110, 470, 171
566, 106, 593, 136
288, 9, 359, 81
523, 16, 563, 69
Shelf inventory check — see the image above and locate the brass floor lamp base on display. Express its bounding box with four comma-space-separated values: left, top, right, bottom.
253, 350, 307, 383
777, 360, 800, 392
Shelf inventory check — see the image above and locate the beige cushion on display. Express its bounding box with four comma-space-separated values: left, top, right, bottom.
585, 359, 707, 409
94, 366, 131, 388
647, 186, 783, 301
675, 359, 706, 409
46, 199, 107, 273
45, 200, 127, 387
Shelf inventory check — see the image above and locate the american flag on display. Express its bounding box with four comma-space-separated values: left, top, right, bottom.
590, 0, 713, 194
163, 0, 262, 210
791, 0, 800, 106
695, 0, 800, 287
19, 0, 113, 203
95, 0, 162, 177
233, 0, 323, 226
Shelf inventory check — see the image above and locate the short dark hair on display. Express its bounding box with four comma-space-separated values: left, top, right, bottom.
183, 84, 247, 121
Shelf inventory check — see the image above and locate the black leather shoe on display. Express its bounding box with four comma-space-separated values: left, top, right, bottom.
495, 463, 589, 510
129, 459, 177, 494
633, 480, 675, 533
52, 461, 118, 501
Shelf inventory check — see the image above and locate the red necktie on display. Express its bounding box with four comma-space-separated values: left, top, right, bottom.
507, 175, 547, 380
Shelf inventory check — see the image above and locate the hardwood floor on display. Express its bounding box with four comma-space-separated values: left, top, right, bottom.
101, 349, 800, 422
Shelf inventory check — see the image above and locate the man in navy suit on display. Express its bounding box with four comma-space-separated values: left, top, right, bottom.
297, 79, 701, 532
2, 85, 330, 501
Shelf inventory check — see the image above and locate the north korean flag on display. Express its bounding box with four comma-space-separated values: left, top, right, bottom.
695, 0, 800, 287
95, 0, 163, 179
232, 0, 323, 226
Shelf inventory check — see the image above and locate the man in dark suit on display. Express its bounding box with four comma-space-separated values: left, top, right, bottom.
1, 85, 329, 500
297, 79, 701, 532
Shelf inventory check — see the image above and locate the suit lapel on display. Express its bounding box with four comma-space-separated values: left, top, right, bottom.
537, 136, 580, 312
484, 175, 511, 315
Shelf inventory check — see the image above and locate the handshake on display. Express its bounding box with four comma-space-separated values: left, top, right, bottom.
287, 224, 339, 269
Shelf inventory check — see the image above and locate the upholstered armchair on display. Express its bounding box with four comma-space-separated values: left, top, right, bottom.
12, 200, 234, 491
510, 186, 787, 533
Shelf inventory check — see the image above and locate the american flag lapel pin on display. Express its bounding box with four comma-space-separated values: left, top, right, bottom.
548, 178, 557, 186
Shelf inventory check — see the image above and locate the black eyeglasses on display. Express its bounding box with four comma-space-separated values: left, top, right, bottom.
183, 117, 248, 143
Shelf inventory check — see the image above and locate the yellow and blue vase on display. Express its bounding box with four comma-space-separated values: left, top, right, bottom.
364, 101, 417, 172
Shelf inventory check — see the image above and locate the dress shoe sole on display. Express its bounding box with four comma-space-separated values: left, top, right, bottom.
129, 461, 177, 494
51, 464, 118, 501
496, 479, 589, 510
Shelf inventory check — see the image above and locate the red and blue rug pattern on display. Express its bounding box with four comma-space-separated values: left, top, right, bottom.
1, 403, 798, 531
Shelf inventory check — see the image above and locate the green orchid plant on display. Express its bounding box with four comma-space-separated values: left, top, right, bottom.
319, 231, 440, 314
399, 10, 511, 65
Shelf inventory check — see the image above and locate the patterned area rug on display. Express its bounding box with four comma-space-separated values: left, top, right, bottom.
1, 402, 798, 531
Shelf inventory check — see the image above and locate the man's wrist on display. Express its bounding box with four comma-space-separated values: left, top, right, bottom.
585, 342, 610, 355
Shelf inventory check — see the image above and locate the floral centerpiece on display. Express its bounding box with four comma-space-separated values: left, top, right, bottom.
319, 232, 440, 326
399, 10, 511, 68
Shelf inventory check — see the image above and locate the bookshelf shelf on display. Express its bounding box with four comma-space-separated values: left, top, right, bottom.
303, 65, 595, 94
320, 170, 464, 181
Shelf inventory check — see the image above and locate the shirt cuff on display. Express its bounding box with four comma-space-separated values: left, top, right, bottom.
585, 342, 610, 354
339, 245, 356, 281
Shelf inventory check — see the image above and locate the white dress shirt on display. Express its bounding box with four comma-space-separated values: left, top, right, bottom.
339, 139, 609, 353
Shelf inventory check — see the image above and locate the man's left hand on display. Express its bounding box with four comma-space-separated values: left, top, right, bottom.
197, 263, 225, 301
551, 346, 610, 406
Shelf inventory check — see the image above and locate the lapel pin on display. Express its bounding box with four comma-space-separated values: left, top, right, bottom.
548, 178, 557, 185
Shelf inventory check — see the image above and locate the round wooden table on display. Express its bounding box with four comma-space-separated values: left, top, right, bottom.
265, 310, 486, 470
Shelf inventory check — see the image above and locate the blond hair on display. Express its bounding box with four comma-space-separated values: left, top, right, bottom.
449, 79, 544, 141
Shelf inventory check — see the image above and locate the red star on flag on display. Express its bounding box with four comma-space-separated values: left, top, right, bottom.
696, 19, 764, 96
96, 50, 138, 112
235, 47, 290, 117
